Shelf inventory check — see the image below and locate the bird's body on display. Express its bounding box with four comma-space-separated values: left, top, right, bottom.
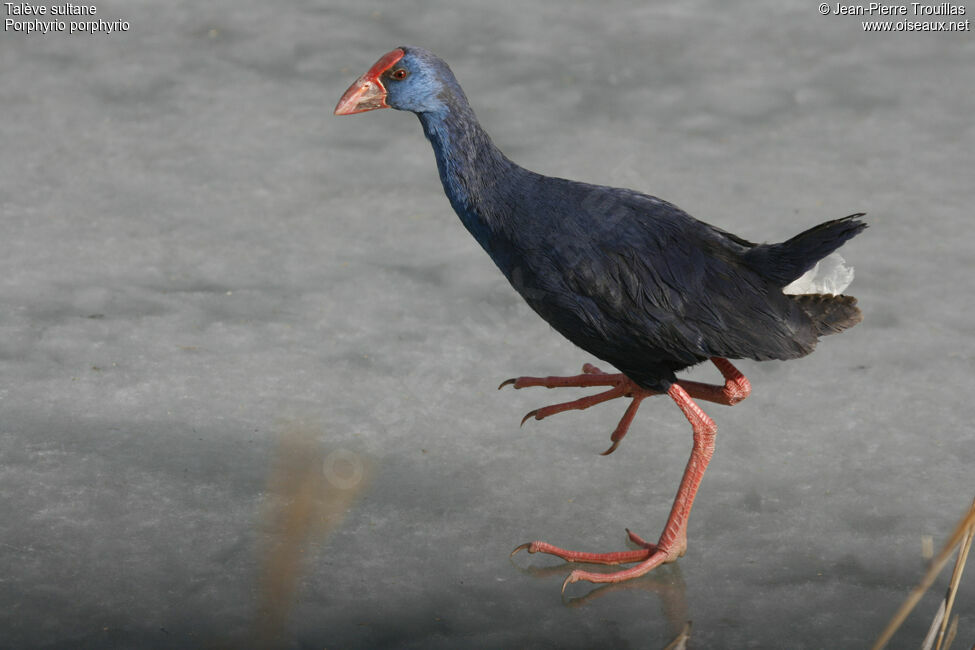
335, 46, 866, 591
377, 48, 863, 392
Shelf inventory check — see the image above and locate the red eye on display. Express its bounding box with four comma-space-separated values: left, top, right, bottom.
390, 68, 409, 81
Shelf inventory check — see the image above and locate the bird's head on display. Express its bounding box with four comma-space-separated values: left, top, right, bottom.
334, 46, 458, 116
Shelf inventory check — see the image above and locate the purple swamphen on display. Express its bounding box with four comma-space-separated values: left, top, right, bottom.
335, 47, 866, 592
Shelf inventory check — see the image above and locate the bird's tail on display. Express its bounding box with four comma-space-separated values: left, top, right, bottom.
790, 294, 862, 336
745, 213, 868, 288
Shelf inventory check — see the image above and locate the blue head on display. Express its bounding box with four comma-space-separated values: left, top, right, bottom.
334, 45, 510, 243
334, 46, 467, 116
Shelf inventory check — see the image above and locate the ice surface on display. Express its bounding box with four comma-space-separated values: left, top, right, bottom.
1, 1, 974, 648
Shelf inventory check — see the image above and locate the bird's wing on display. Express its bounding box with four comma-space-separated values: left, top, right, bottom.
534, 187, 817, 367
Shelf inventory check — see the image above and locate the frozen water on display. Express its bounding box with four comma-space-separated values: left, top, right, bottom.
1, 1, 974, 648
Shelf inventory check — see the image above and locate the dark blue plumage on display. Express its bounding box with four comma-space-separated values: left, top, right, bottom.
335, 46, 867, 591
353, 46, 865, 392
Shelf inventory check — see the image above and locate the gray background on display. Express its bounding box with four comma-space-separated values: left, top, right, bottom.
2, 1, 973, 648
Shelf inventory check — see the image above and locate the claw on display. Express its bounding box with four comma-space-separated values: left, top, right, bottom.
561, 571, 580, 594
625, 528, 654, 548
600, 439, 621, 456
510, 542, 532, 557
520, 410, 539, 426
498, 378, 517, 390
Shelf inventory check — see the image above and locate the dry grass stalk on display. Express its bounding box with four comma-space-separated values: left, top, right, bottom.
873, 498, 975, 650
934, 502, 974, 650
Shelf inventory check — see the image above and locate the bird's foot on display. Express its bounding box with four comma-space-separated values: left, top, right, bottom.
499, 358, 749, 453
509, 383, 718, 594
499, 364, 658, 454
511, 528, 685, 593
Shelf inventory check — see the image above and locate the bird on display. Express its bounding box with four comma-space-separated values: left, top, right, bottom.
334, 46, 866, 592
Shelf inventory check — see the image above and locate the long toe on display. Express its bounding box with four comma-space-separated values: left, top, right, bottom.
522, 386, 628, 426
499, 369, 624, 390
562, 548, 674, 591
511, 537, 657, 566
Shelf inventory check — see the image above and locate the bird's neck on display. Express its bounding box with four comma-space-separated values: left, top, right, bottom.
416, 104, 519, 247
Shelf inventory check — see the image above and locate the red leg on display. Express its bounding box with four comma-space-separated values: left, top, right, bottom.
556, 384, 717, 589
504, 359, 745, 590
678, 357, 751, 406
